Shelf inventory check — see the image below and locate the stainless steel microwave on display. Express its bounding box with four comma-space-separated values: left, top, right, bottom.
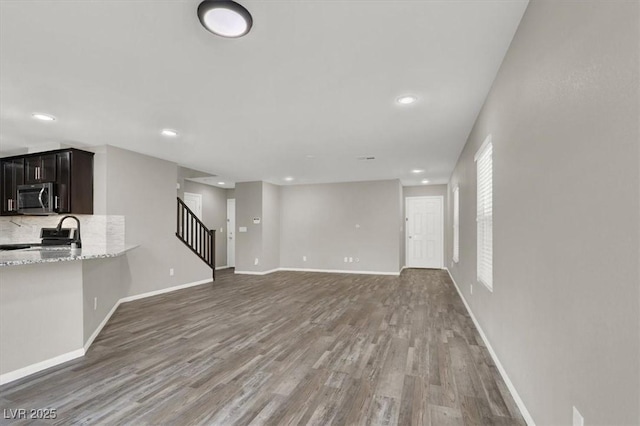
17, 183, 57, 215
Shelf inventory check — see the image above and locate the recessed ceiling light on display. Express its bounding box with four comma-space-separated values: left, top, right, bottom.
397, 95, 417, 105
161, 129, 178, 137
411, 169, 425, 174
32, 113, 56, 121
198, 0, 253, 38
421, 179, 430, 184
284, 177, 294, 182
218, 181, 225, 185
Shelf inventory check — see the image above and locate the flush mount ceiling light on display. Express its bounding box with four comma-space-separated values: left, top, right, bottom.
161, 129, 178, 137
411, 169, 425, 174
284, 177, 294, 182
198, 0, 253, 38
217, 181, 225, 185
421, 179, 430, 184
32, 113, 56, 121
396, 95, 417, 105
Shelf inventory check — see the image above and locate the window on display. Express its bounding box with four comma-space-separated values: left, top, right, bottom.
475, 135, 493, 290
453, 186, 460, 263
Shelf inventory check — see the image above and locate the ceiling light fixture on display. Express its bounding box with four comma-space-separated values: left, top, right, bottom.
421, 179, 430, 184
161, 129, 178, 137
218, 181, 225, 185
198, 0, 253, 38
284, 177, 294, 182
32, 113, 56, 121
411, 169, 425, 174
396, 95, 417, 105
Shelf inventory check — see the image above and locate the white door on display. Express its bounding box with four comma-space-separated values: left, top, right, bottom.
227, 199, 236, 267
406, 196, 443, 268
183, 192, 202, 219
183, 192, 203, 249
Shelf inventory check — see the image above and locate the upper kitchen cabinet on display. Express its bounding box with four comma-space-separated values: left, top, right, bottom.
0, 148, 94, 215
1, 158, 24, 215
55, 150, 94, 214
25, 153, 56, 183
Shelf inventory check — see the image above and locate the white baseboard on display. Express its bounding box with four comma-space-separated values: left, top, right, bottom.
120, 278, 212, 303
278, 267, 400, 276
215, 265, 230, 270
234, 268, 279, 276
83, 300, 121, 352
0, 348, 84, 386
445, 268, 535, 426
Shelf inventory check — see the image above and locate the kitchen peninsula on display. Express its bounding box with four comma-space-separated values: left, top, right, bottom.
0, 215, 137, 385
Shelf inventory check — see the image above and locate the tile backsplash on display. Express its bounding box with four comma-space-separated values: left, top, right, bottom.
0, 215, 125, 247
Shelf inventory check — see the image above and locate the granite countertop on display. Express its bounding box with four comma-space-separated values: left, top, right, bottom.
0, 244, 138, 267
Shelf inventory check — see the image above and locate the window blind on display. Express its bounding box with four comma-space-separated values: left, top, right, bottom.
453, 186, 460, 263
475, 137, 493, 290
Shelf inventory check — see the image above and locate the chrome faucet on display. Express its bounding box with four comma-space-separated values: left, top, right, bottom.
56, 215, 82, 248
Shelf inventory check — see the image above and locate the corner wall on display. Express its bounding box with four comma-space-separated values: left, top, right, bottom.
235, 181, 264, 272
447, 0, 639, 423
183, 180, 228, 268
101, 146, 212, 296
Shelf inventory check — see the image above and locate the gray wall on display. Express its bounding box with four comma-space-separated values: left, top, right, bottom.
0, 262, 83, 375
262, 182, 281, 271
183, 180, 228, 268
279, 180, 402, 273
402, 184, 449, 268
102, 146, 211, 296
447, 1, 639, 424
235, 181, 264, 272
82, 256, 127, 344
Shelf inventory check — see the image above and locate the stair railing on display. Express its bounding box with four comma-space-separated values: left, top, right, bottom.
176, 197, 215, 281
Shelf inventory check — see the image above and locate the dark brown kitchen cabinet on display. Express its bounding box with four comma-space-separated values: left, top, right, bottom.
55, 150, 94, 214
0, 148, 93, 216
1, 158, 24, 214
25, 154, 56, 183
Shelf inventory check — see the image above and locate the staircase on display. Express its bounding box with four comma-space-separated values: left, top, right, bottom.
176, 197, 215, 281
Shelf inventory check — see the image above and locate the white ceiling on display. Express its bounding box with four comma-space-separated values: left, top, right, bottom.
0, 0, 528, 188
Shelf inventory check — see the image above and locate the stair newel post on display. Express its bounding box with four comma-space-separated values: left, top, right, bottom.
210, 229, 215, 281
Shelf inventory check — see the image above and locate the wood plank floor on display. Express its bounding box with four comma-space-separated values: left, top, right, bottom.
0, 269, 525, 425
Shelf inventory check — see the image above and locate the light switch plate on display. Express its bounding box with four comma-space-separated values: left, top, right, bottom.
239, 227, 247, 232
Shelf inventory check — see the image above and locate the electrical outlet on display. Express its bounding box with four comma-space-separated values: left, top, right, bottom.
344, 257, 348, 263
169, 268, 174, 276
93, 297, 97, 311
303, 256, 307, 262
349, 257, 353, 263
254, 258, 259, 265
220, 228, 223, 233
573, 407, 584, 426
470, 284, 473, 295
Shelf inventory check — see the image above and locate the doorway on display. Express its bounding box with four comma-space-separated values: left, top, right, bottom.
183, 192, 203, 249
183, 192, 202, 219
227, 198, 235, 268
405, 196, 444, 269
